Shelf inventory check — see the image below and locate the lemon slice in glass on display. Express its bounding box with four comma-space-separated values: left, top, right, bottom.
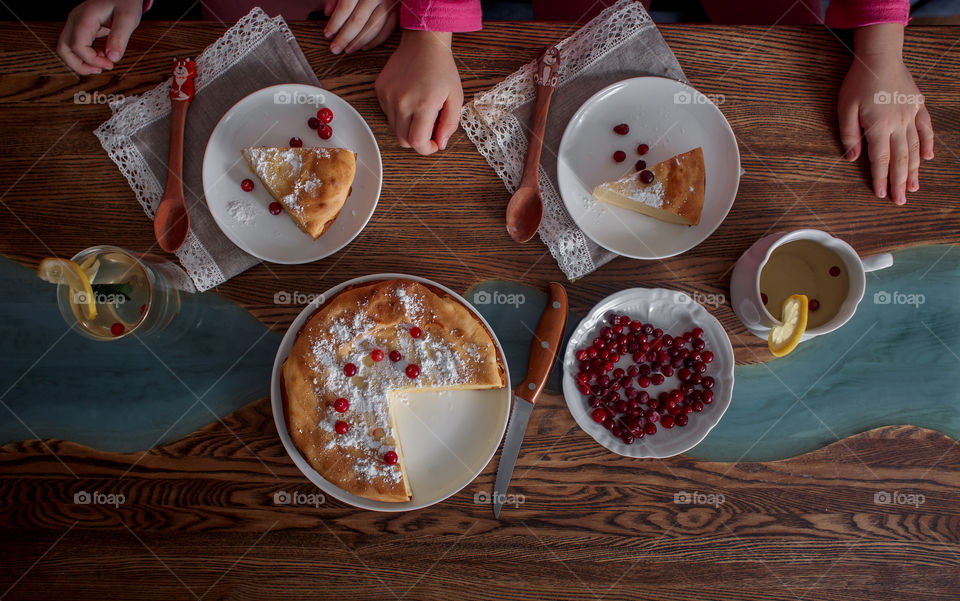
37, 258, 97, 320
768, 294, 808, 357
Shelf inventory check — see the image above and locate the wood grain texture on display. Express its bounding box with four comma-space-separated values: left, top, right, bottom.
1, 21, 959, 600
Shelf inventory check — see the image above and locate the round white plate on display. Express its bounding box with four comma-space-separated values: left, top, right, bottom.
203, 84, 382, 264
270, 274, 511, 512
557, 77, 740, 259
561, 288, 734, 458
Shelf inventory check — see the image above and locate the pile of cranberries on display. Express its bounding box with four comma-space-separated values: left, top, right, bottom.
574, 314, 716, 445
611, 124, 656, 185
332, 325, 423, 464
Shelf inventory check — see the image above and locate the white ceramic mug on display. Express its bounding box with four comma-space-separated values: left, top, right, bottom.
730, 229, 893, 340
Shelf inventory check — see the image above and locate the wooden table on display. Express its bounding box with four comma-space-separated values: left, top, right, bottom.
1, 20, 959, 600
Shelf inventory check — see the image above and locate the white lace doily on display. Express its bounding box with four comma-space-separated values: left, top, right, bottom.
462, 0, 675, 280
95, 9, 294, 291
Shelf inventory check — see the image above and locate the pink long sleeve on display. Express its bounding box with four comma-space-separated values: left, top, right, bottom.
400, 0, 482, 32
824, 0, 910, 28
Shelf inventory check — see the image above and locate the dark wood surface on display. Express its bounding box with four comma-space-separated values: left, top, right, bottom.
1, 20, 959, 600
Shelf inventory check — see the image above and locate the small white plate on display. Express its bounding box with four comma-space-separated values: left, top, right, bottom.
271, 274, 511, 512
561, 288, 734, 458
203, 84, 382, 264
557, 77, 740, 259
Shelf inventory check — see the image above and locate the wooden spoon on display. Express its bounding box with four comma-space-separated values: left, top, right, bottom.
154, 57, 197, 253
505, 46, 560, 243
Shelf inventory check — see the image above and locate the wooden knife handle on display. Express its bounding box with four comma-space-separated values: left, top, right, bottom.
514, 283, 568, 404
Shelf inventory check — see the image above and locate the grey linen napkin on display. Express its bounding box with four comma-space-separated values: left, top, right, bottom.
96, 9, 319, 291
461, 0, 687, 279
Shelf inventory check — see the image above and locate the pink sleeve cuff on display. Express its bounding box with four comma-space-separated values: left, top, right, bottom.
400, 0, 482, 32
824, 0, 910, 28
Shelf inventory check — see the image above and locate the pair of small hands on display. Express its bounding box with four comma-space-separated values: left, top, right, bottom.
56, 0, 460, 155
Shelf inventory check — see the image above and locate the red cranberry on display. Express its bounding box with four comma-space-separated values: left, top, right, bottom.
611, 426, 624, 437
653, 328, 663, 338
335, 420, 349, 434
110, 322, 124, 336
343, 363, 357, 377
613, 123, 630, 135
637, 143, 649, 155
609, 353, 621, 364
589, 396, 603, 408
644, 409, 659, 423
702, 376, 715, 389
661, 365, 674, 377
675, 413, 688, 427
618, 315, 631, 326
638, 376, 651, 388
702, 390, 714, 404
389, 350, 402, 362
241, 178, 254, 192
334, 398, 349, 412
639, 170, 655, 184
613, 150, 626, 162
638, 364, 651, 377
576, 349, 588, 361
644, 422, 657, 435
384, 451, 398, 465
661, 415, 675, 429
307, 117, 320, 129
701, 351, 714, 364
268, 202, 283, 215
410, 326, 422, 338
317, 107, 334, 124
289, 137, 303, 147
579, 383, 590, 395
809, 299, 821, 311
630, 320, 643, 332
830, 266, 841, 277
405, 364, 420, 379
693, 339, 706, 351
615, 400, 628, 413
318, 124, 333, 139
651, 374, 665, 386
691, 327, 703, 338
692, 400, 704, 412
587, 347, 598, 359
371, 349, 384, 362
761, 292, 768, 305
602, 419, 615, 430
621, 433, 635, 445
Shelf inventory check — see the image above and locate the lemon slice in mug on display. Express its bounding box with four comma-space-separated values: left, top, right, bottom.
37, 258, 97, 320
768, 294, 808, 357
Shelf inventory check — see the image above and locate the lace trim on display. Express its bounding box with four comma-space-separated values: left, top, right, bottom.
461, 0, 657, 280
94, 8, 291, 291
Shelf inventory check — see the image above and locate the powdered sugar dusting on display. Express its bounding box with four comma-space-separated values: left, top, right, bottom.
226, 198, 258, 225
304, 281, 494, 486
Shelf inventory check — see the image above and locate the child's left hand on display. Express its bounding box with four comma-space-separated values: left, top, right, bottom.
323, 0, 400, 55
838, 27, 934, 205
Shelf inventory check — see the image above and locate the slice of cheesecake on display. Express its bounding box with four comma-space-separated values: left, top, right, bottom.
241, 146, 356, 239
592, 147, 705, 226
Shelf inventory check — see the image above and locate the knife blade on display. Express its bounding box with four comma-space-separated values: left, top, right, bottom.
493, 283, 568, 518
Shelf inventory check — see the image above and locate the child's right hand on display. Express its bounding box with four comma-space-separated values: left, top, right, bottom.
58, 0, 143, 75
375, 31, 463, 155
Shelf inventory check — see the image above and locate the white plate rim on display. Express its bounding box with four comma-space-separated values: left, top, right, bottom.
561, 288, 735, 458
270, 273, 512, 512
557, 76, 741, 259
202, 83, 382, 265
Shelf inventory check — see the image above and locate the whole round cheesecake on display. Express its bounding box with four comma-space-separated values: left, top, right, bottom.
282, 279, 506, 502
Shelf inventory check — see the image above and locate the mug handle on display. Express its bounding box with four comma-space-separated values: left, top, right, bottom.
862, 252, 894, 273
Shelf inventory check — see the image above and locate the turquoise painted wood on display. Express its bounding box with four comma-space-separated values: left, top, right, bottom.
0, 257, 282, 453
1, 245, 956, 460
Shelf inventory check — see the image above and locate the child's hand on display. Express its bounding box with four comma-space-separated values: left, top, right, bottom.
323, 0, 400, 55
375, 31, 462, 155
57, 0, 143, 75
838, 24, 934, 205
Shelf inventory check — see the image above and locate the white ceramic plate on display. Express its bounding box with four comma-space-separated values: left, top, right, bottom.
270, 274, 511, 511
203, 84, 382, 264
561, 288, 734, 458
557, 77, 740, 259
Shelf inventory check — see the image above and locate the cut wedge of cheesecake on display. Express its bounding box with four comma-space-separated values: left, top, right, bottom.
592, 147, 705, 226
241, 146, 356, 239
